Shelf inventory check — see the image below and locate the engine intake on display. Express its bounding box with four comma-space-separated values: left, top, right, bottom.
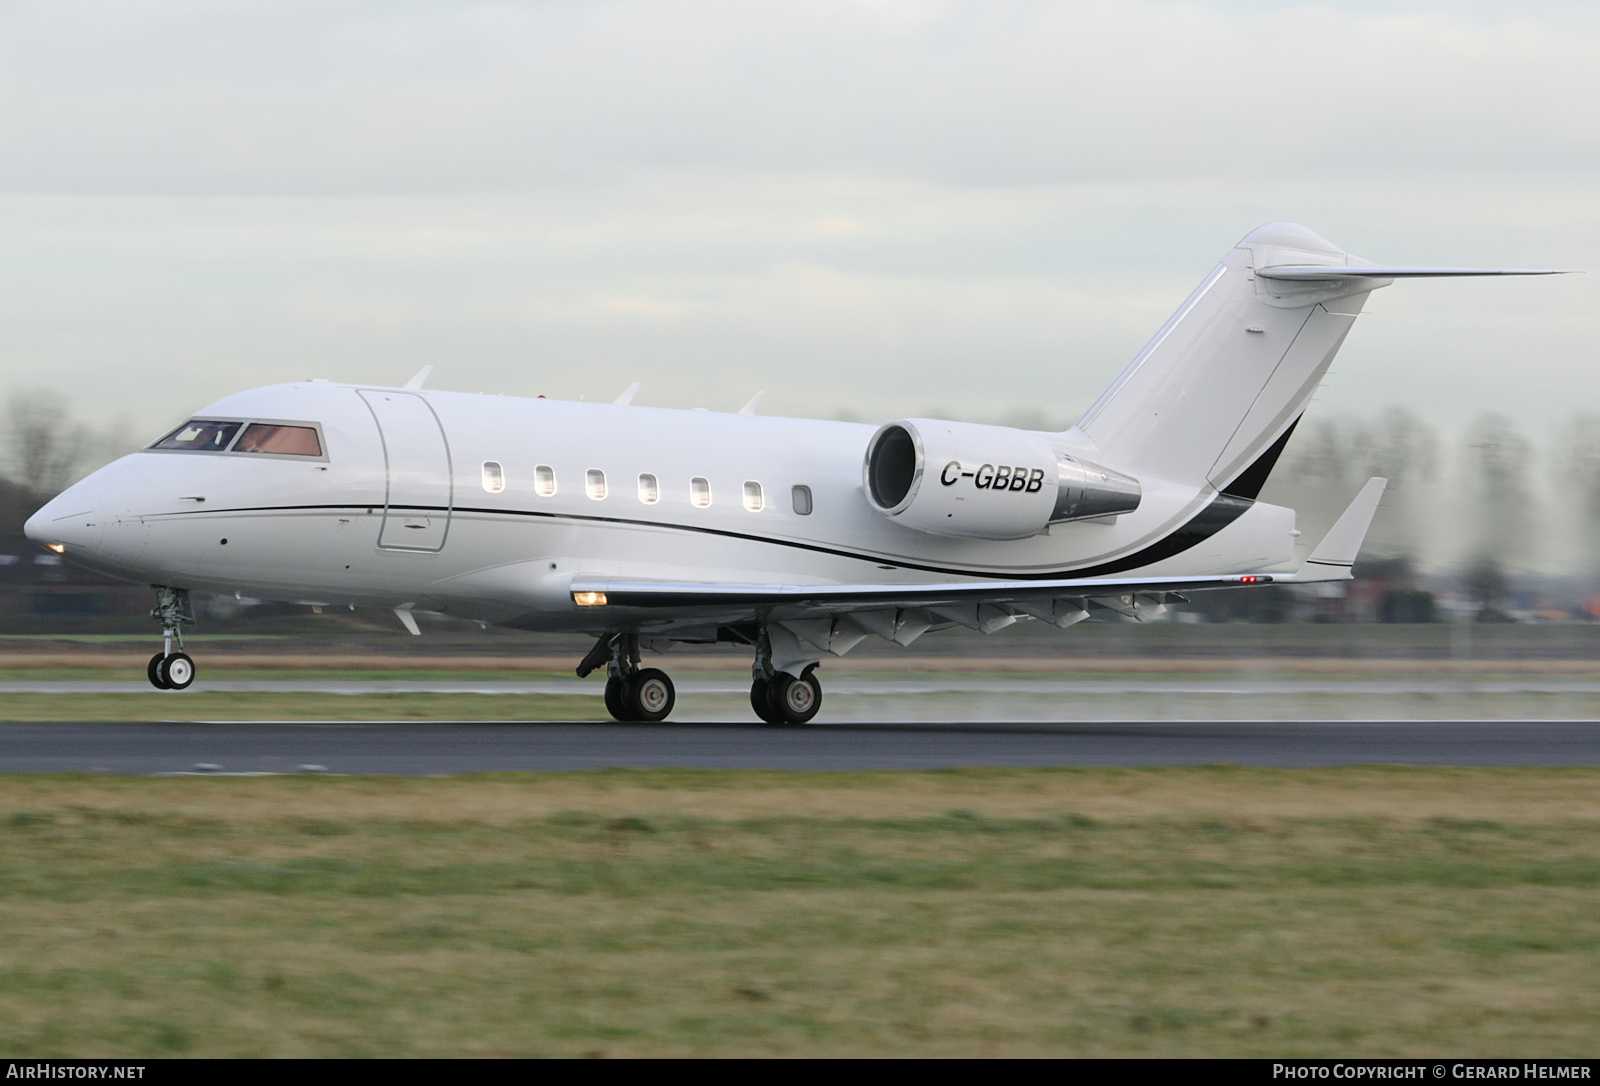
863, 419, 1141, 540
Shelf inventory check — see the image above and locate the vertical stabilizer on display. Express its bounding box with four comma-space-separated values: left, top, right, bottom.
1074, 223, 1380, 493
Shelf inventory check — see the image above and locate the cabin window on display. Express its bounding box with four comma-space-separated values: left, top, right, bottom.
534, 465, 556, 496
792, 485, 813, 516
638, 473, 659, 504
151, 420, 242, 452
481, 461, 505, 493
742, 481, 764, 512
689, 477, 712, 508
234, 423, 323, 457
586, 469, 607, 500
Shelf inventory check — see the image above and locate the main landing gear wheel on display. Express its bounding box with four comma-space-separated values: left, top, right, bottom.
147, 653, 170, 690
153, 652, 196, 691
604, 675, 630, 720
604, 669, 676, 722
750, 680, 782, 724
627, 668, 675, 722
752, 669, 822, 725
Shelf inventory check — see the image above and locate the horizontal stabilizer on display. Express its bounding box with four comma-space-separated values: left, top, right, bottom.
1257, 265, 1563, 281
1282, 477, 1387, 583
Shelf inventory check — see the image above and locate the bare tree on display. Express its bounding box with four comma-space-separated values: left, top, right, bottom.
1554, 413, 1600, 582
5, 389, 91, 496
1276, 410, 1438, 493
1558, 413, 1600, 518
1278, 416, 1365, 487
1463, 412, 1534, 572
1462, 555, 1511, 620
1362, 407, 1437, 488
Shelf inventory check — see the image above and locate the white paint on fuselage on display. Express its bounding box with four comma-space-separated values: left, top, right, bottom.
28, 380, 1297, 633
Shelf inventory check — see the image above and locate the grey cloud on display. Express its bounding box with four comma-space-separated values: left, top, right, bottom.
0, 1, 1597, 194
0, 1, 1593, 457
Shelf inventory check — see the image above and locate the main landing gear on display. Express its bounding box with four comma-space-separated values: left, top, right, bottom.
750, 668, 821, 725
147, 586, 197, 691
748, 624, 822, 725
575, 625, 825, 725
578, 632, 676, 723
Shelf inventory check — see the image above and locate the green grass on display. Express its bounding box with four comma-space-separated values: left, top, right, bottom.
0, 693, 608, 722
0, 768, 1598, 1056
0, 634, 290, 642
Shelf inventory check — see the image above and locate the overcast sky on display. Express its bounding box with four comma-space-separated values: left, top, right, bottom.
0, 0, 1596, 444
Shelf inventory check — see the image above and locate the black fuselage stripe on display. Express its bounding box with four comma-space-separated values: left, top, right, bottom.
154, 495, 1253, 581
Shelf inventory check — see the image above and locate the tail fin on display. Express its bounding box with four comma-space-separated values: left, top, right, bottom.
1073, 223, 1556, 494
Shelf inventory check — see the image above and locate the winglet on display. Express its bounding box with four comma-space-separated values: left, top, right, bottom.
613, 381, 640, 406
738, 391, 765, 416
1282, 477, 1387, 583
403, 365, 433, 390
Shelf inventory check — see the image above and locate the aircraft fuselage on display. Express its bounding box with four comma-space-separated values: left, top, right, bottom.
28, 379, 1295, 635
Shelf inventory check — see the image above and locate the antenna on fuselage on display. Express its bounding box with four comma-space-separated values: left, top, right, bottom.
738, 391, 765, 416
613, 382, 641, 406
402, 365, 433, 390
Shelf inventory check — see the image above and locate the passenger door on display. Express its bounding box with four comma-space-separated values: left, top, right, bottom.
358, 390, 453, 552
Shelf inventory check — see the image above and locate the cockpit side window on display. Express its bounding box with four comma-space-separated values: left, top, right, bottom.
151, 420, 242, 452
234, 423, 323, 457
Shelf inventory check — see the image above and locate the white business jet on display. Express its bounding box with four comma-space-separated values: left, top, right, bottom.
24, 223, 1557, 723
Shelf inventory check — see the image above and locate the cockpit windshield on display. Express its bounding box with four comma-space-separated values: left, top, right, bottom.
148, 418, 326, 458
234, 423, 322, 457
152, 420, 242, 452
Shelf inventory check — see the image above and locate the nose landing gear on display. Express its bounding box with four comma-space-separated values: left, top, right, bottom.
147, 587, 197, 691
579, 632, 676, 722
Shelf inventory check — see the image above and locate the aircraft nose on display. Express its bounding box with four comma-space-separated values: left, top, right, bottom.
23, 483, 99, 553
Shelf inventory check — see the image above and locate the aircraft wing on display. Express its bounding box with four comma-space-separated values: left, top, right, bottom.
569, 477, 1390, 617
567, 569, 1269, 637
569, 570, 1273, 612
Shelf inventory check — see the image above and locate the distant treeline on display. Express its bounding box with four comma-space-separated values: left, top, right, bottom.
0, 388, 138, 534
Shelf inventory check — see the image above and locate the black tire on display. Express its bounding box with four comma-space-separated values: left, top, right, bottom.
750, 679, 782, 724
771, 670, 821, 725
147, 653, 171, 690
626, 668, 675, 723
604, 675, 632, 722
157, 652, 196, 691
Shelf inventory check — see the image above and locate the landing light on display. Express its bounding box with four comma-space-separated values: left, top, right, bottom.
45, 543, 65, 554
573, 591, 608, 607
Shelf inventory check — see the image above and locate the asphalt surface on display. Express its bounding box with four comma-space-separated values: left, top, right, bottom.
4, 719, 1600, 774
7, 680, 1600, 694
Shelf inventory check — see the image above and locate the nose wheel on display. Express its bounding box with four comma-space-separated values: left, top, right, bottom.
147, 651, 196, 690
147, 586, 198, 691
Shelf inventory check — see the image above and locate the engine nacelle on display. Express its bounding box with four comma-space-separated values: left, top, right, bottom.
863, 419, 1141, 540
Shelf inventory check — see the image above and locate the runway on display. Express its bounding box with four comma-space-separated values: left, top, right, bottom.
4, 718, 1600, 774
7, 680, 1600, 695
